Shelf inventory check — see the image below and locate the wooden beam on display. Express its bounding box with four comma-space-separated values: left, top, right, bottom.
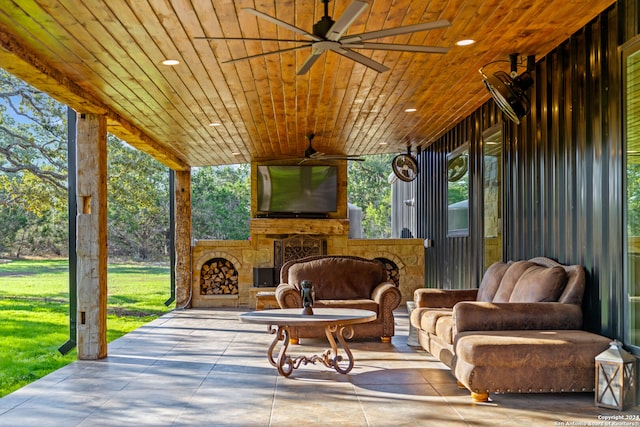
174, 169, 192, 308
0, 28, 189, 171
75, 113, 108, 360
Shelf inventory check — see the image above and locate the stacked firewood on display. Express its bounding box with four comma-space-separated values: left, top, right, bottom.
200, 258, 239, 295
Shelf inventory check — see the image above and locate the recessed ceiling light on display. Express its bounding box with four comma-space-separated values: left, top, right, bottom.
162, 59, 180, 65
405, 108, 417, 112
232, 152, 242, 156
379, 142, 388, 146
456, 39, 475, 46
209, 122, 221, 127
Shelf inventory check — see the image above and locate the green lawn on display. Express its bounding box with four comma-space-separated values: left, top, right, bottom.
0, 259, 172, 397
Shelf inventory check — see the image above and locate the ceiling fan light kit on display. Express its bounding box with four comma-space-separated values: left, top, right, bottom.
480, 54, 535, 124
197, 0, 451, 75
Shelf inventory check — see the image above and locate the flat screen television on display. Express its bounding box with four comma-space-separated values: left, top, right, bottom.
256, 165, 338, 216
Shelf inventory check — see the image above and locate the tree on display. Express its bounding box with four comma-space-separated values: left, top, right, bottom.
348, 154, 394, 238
191, 165, 251, 240
0, 69, 68, 257
107, 136, 170, 260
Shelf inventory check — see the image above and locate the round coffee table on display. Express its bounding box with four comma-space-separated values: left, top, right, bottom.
240, 308, 377, 377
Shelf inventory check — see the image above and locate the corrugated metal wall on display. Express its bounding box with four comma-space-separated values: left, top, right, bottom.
417, 0, 638, 338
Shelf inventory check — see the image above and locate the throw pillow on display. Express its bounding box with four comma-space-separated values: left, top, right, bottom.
476, 261, 512, 302
509, 265, 568, 303
492, 260, 536, 302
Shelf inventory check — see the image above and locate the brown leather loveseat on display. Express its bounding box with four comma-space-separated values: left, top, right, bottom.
275, 255, 402, 343
410, 257, 611, 402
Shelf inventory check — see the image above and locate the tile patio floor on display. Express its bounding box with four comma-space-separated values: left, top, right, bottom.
0, 307, 638, 426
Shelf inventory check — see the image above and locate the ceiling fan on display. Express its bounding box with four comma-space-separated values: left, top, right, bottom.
196, 0, 451, 75
300, 133, 364, 162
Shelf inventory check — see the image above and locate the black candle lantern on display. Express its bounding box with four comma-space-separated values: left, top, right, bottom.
300, 280, 314, 315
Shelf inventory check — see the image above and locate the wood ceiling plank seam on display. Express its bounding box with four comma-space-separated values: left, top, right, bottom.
208, 1, 270, 162
61, 0, 206, 155
362, 2, 468, 152
259, 0, 289, 156
318, 56, 349, 148
239, 0, 279, 152
312, 50, 342, 149
331, 60, 366, 153
132, 1, 236, 160
327, 0, 381, 149
200, 1, 267, 161
346, 2, 424, 154
173, 0, 254, 160
370, 0, 496, 150
368, 0, 482, 148
0, 7, 188, 169
336, 0, 398, 153
273, 0, 297, 155
182, 3, 257, 163
340, 0, 420, 154
292, 0, 317, 152
76, 0, 204, 144
3, 1, 192, 158
235, 0, 278, 159
349, 55, 414, 155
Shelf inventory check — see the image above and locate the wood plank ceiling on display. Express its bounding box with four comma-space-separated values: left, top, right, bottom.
0, 0, 616, 169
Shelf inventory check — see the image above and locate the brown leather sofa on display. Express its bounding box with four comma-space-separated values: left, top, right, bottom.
410, 257, 611, 402
275, 255, 402, 343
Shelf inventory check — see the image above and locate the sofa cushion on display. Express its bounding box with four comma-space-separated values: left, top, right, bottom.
492, 261, 537, 302
476, 261, 512, 302
416, 308, 452, 334
435, 315, 455, 345
509, 265, 567, 303
314, 299, 378, 312
454, 330, 611, 369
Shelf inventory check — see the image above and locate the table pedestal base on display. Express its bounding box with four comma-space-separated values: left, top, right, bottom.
266, 324, 355, 377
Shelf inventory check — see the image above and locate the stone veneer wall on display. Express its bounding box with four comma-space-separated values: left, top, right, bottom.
190, 234, 424, 308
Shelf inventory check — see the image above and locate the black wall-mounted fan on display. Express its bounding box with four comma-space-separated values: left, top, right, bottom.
392, 148, 418, 182
196, 0, 450, 75
480, 54, 534, 124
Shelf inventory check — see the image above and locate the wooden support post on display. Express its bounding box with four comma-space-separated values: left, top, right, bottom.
174, 169, 192, 308
75, 113, 108, 360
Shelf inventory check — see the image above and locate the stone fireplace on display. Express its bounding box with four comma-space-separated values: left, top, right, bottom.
191, 227, 424, 308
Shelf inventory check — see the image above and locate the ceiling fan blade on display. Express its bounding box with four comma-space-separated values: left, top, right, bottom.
243, 8, 321, 42
341, 19, 451, 43
321, 155, 365, 161
223, 44, 312, 64
348, 42, 449, 54
195, 36, 310, 43
326, 0, 369, 41
332, 48, 389, 73
297, 50, 325, 75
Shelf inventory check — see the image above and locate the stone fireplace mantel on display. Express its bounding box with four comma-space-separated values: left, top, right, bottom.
249, 218, 349, 236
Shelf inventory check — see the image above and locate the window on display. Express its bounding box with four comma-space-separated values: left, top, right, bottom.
447, 143, 469, 236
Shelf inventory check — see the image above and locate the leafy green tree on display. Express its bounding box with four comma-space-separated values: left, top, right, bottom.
107, 136, 170, 260
0, 69, 68, 257
348, 154, 394, 238
192, 165, 250, 240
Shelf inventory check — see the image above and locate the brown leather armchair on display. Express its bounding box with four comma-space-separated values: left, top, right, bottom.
275, 255, 402, 343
